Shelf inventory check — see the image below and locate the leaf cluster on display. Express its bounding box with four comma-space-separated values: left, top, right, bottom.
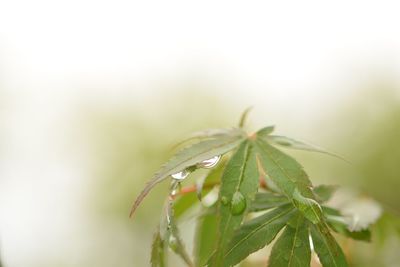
131, 111, 372, 267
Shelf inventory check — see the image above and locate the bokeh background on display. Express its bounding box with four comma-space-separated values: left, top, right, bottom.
1, 1, 400, 266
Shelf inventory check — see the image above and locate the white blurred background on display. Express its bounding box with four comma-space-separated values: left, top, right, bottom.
1, 1, 400, 266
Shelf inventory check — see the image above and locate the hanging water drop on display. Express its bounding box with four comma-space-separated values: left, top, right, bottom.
168, 235, 178, 252
198, 155, 221, 169
169, 179, 180, 196
230, 192, 246, 215
170, 188, 178, 196
171, 169, 190, 180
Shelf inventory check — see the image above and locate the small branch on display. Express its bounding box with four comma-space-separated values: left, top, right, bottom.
172, 179, 268, 199
171, 181, 219, 199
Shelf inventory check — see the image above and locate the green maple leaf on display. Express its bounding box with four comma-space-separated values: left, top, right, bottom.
268, 214, 311, 267
254, 136, 323, 224
223, 204, 295, 267
311, 223, 349, 267
209, 140, 259, 267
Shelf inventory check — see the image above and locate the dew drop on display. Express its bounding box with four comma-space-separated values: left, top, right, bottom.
230, 192, 246, 215
170, 189, 177, 196
171, 169, 190, 180
221, 196, 229, 206
198, 155, 221, 169
169, 180, 180, 196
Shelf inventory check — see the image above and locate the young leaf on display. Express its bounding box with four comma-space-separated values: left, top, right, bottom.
255, 139, 322, 223
151, 230, 166, 267
130, 133, 245, 217
194, 205, 219, 267
209, 140, 259, 267
266, 135, 346, 161
310, 223, 349, 267
238, 107, 253, 128
249, 192, 289, 212
268, 214, 311, 267
223, 204, 295, 267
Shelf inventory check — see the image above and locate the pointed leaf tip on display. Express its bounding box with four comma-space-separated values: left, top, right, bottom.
267, 135, 349, 163
311, 223, 349, 267
256, 125, 275, 137
238, 107, 253, 128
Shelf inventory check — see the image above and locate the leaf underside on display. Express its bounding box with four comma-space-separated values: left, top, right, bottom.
130, 132, 245, 217
173, 128, 244, 149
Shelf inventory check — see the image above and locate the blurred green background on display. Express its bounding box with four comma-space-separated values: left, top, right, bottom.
78, 82, 400, 267
23, 83, 400, 267
1, 81, 400, 267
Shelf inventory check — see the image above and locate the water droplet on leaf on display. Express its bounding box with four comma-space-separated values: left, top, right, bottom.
230, 192, 246, 215
198, 155, 221, 168
171, 169, 190, 180
221, 196, 229, 205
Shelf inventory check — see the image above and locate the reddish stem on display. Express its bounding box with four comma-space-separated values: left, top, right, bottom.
173, 179, 268, 198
